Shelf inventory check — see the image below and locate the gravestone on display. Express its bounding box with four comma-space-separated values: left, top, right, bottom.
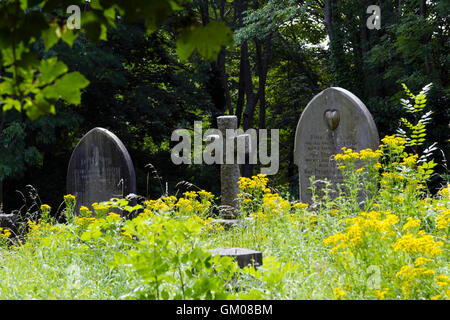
67, 127, 136, 213
208, 248, 263, 268
294, 87, 379, 203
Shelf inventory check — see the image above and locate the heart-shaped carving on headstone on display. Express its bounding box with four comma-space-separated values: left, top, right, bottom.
324, 109, 340, 130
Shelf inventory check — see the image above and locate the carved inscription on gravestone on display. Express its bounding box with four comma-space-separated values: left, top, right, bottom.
294, 87, 379, 203
67, 128, 136, 212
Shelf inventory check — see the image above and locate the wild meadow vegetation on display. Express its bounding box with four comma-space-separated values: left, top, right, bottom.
0, 129, 448, 299
0, 0, 448, 301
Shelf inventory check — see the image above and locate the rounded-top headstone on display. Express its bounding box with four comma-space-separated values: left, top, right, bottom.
67, 127, 136, 212
294, 87, 379, 203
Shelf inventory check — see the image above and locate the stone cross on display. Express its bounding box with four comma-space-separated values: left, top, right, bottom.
206, 115, 251, 218
294, 87, 379, 203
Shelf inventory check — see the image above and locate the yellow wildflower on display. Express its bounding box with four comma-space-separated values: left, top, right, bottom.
393, 232, 443, 256
436, 275, 449, 287
414, 257, 432, 267
183, 191, 198, 198
64, 194, 76, 202
333, 287, 347, 299
400, 154, 418, 167
197, 190, 214, 199
330, 209, 339, 216
0, 227, 11, 239
79, 206, 92, 217
293, 202, 308, 210
435, 209, 449, 230
107, 212, 122, 220
324, 211, 398, 254
381, 135, 407, 150
437, 184, 449, 198
402, 217, 421, 231
374, 288, 389, 300
40, 204, 51, 212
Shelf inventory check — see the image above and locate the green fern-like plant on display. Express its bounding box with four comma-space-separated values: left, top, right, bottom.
396, 83, 437, 162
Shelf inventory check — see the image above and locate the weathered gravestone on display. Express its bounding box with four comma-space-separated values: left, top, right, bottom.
67, 127, 136, 212
294, 87, 379, 203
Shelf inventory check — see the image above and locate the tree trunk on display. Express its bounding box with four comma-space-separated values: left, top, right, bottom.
199, 0, 210, 26
234, 0, 248, 124
236, 45, 247, 124
324, 0, 333, 41
241, 40, 258, 178
219, 0, 232, 113
199, 0, 227, 121
420, 0, 431, 75
242, 42, 257, 131
256, 34, 272, 130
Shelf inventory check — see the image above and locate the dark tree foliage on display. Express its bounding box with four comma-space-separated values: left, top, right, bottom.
1, 0, 448, 211
3, 20, 219, 211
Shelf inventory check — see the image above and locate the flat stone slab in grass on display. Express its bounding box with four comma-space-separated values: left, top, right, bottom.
67, 127, 136, 213
208, 248, 263, 268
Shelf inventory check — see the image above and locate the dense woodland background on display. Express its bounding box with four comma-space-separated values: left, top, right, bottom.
0, 0, 449, 212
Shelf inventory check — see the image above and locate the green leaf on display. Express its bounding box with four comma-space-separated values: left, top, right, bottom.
0, 78, 15, 96
53, 71, 89, 105
41, 85, 58, 100
61, 28, 79, 47
19, 0, 28, 10
176, 21, 234, 62
103, 7, 116, 21
2, 98, 21, 112
80, 231, 91, 242
140, 1, 175, 33
91, 0, 103, 10
37, 58, 68, 86
41, 25, 59, 50
25, 95, 55, 120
